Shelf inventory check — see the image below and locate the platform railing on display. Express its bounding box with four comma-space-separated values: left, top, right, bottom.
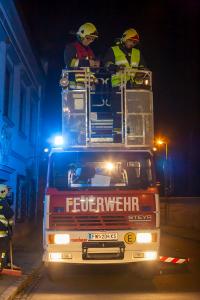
60, 68, 153, 148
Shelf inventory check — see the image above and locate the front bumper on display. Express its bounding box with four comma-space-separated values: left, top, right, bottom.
43, 229, 160, 264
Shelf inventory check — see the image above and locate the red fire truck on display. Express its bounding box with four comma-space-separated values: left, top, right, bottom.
43, 68, 160, 279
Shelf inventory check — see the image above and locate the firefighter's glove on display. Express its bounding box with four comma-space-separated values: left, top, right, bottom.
89, 59, 100, 68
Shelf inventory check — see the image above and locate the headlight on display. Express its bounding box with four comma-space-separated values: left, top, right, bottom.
54, 234, 70, 245
49, 253, 62, 261
136, 233, 152, 243
144, 251, 157, 260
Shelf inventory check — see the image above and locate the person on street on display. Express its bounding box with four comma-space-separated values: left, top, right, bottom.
0, 184, 14, 273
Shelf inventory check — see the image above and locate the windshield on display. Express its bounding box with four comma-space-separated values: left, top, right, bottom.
48, 151, 155, 190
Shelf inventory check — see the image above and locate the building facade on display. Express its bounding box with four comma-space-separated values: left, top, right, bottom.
0, 0, 45, 224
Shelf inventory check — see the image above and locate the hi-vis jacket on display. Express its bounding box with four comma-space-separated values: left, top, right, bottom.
0, 198, 14, 238
104, 44, 145, 87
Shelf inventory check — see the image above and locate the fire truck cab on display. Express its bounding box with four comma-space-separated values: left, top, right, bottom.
43, 68, 160, 279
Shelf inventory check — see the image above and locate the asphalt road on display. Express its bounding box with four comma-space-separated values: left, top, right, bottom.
17, 233, 200, 300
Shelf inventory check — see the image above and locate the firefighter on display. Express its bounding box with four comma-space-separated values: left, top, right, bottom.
103, 28, 146, 142
0, 184, 14, 273
103, 28, 146, 87
64, 22, 100, 89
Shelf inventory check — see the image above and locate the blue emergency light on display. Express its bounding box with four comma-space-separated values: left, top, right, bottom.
54, 135, 64, 146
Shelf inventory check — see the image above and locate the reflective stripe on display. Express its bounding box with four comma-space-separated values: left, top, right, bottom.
0, 219, 8, 226
75, 73, 97, 84
0, 214, 8, 224
130, 50, 140, 67
0, 231, 7, 237
111, 46, 140, 87
70, 58, 79, 67
75, 74, 86, 83
0, 252, 6, 269
0, 215, 13, 226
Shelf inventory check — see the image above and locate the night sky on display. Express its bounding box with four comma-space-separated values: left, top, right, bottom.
15, 0, 200, 195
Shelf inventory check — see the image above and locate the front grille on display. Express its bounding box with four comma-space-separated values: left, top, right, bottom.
49, 214, 130, 230
82, 241, 125, 260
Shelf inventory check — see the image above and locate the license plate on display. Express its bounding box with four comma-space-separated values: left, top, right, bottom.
88, 232, 118, 241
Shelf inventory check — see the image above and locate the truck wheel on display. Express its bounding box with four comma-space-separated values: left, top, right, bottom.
46, 263, 65, 281
136, 261, 159, 280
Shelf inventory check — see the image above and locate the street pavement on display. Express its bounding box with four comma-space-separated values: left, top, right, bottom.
0, 224, 42, 300
0, 224, 199, 300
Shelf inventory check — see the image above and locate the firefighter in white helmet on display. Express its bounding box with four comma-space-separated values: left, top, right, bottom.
103, 28, 146, 142
0, 184, 14, 273
64, 22, 100, 89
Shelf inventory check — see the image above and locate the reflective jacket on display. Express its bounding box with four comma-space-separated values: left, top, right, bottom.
0, 198, 14, 238
111, 46, 140, 87
64, 41, 97, 88
104, 44, 145, 87
70, 42, 95, 68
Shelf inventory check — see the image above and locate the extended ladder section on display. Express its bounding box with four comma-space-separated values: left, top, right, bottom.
60, 68, 154, 148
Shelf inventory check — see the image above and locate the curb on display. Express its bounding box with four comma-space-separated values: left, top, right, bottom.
0, 262, 43, 300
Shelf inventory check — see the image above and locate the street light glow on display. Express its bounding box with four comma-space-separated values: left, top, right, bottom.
154, 137, 168, 160
155, 138, 165, 145
154, 135, 169, 196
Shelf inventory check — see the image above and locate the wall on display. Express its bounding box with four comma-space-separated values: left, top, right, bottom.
160, 197, 200, 240
0, 0, 45, 226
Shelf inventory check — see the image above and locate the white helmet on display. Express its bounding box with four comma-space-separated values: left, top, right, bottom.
0, 184, 8, 199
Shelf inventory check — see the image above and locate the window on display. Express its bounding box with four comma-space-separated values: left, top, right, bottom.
19, 86, 27, 134
49, 151, 155, 190
3, 63, 13, 119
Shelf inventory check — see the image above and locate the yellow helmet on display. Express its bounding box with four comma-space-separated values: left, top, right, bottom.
76, 23, 98, 39
0, 184, 8, 199
121, 28, 139, 43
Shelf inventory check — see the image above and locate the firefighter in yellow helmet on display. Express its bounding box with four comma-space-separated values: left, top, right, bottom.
104, 28, 146, 87
103, 28, 146, 142
0, 184, 14, 273
64, 22, 100, 89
